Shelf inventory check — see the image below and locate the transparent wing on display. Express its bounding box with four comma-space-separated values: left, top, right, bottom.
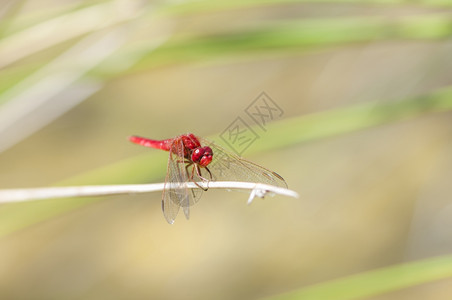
189, 183, 204, 204
162, 138, 190, 224
199, 137, 287, 188
162, 137, 205, 224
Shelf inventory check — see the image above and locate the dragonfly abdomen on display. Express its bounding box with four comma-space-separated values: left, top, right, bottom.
129, 136, 173, 151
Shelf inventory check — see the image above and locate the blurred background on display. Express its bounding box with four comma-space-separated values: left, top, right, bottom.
1, 0, 452, 299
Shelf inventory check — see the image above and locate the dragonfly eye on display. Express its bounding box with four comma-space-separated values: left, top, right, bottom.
192, 147, 213, 167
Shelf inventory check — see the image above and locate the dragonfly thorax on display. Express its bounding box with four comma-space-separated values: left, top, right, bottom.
191, 146, 213, 167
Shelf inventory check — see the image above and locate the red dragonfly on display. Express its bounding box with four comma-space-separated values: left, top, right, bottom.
129, 133, 287, 224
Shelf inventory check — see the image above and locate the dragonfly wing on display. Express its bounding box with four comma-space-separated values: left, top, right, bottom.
199, 138, 287, 188
190, 186, 204, 203
182, 204, 190, 220
163, 138, 191, 223
162, 188, 180, 224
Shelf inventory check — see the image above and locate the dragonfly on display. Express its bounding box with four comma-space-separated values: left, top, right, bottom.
129, 133, 287, 224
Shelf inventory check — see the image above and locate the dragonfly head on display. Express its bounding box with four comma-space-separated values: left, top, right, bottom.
192, 146, 213, 167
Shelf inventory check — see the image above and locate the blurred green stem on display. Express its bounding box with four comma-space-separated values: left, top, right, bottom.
268, 254, 452, 300
131, 14, 452, 71
161, 0, 452, 15
251, 85, 452, 154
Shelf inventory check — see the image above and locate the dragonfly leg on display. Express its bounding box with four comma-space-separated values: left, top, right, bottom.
194, 164, 211, 190
185, 162, 207, 190
185, 162, 193, 178
191, 166, 208, 191
204, 166, 213, 181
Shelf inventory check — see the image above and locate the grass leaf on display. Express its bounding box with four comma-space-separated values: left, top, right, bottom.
268, 254, 452, 300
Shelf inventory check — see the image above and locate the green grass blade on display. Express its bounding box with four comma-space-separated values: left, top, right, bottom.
267, 254, 452, 300
0, 1, 145, 68
160, 0, 452, 15
250, 85, 452, 154
131, 15, 452, 71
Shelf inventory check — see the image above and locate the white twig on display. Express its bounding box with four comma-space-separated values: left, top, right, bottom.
0, 182, 299, 203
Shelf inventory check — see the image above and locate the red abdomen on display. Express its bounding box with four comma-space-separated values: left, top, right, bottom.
129, 133, 202, 153
129, 136, 173, 151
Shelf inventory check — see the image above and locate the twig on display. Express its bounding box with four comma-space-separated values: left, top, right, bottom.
0, 182, 299, 204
